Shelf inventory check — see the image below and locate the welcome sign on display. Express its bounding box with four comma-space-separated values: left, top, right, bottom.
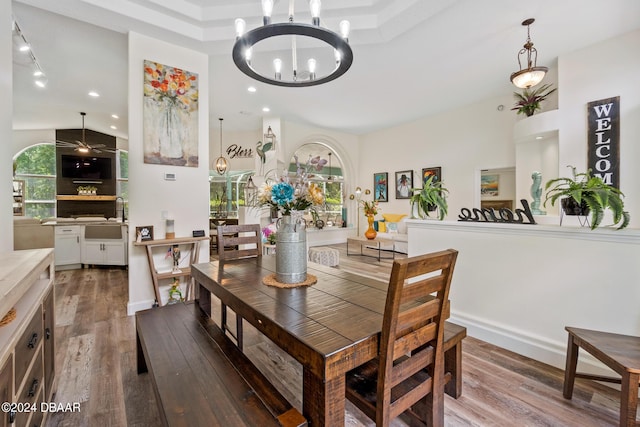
587, 96, 620, 188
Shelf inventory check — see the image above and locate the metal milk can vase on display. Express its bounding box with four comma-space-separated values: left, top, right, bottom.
276, 214, 307, 284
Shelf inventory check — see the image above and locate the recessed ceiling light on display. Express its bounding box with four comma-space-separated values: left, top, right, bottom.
33, 70, 43, 77
262, 107, 270, 112
110, 125, 117, 130
535, 136, 543, 140
247, 86, 257, 93
19, 45, 30, 52
88, 91, 100, 97
111, 114, 119, 119
34, 80, 45, 88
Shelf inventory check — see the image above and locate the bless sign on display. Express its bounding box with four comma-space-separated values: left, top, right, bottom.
587, 96, 620, 188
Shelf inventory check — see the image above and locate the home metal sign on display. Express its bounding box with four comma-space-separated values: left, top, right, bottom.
587, 96, 620, 188
458, 199, 536, 225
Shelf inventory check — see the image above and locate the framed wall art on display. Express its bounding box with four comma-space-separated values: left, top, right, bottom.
481, 174, 499, 196
422, 167, 441, 185
373, 172, 388, 202
395, 170, 413, 199
143, 60, 199, 167
135, 226, 154, 242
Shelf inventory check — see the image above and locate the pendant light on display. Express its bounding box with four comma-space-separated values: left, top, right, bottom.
215, 118, 228, 175
510, 18, 548, 89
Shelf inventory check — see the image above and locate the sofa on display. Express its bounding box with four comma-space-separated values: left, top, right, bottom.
13, 217, 55, 250
373, 213, 408, 254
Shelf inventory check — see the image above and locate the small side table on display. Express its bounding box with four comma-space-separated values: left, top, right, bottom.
263, 243, 276, 255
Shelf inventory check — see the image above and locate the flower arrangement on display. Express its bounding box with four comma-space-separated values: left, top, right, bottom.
360, 200, 379, 216
143, 61, 198, 113
258, 156, 326, 216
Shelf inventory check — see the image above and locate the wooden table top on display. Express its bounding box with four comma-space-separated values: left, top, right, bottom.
192, 257, 389, 369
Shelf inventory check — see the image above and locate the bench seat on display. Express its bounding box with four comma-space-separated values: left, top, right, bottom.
136, 302, 306, 427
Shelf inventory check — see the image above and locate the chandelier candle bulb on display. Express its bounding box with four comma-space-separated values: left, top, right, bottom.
262, 0, 274, 24
310, 0, 321, 25
235, 18, 245, 38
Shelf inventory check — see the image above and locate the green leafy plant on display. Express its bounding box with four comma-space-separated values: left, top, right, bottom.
512, 83, 557, 117
410, 175, 448, 220
544, 166, 630, 230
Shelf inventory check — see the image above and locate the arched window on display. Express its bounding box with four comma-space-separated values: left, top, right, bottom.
289, 143, 345, 225
13, 143, 56, 218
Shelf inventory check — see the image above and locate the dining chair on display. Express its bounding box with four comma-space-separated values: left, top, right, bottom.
216, 223, 262, 350
345, 248, 458, 427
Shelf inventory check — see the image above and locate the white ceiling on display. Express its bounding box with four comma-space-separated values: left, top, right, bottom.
11, 0, 640, 138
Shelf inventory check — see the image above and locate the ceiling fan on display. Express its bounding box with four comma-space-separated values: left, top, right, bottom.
56, 112, 115, 153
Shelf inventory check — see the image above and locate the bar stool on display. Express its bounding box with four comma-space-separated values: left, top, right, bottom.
563, 326, 640, 426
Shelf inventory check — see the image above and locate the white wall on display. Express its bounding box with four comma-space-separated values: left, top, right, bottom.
558, 29, 640, 228
1, 0, 13, 251
127, 32, 210, 314
359, 94, 519, 220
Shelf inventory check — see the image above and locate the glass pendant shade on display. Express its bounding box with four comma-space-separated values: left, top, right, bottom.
511, 67, 548, 89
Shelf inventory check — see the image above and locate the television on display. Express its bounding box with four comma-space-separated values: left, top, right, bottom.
61, 155, 112, 180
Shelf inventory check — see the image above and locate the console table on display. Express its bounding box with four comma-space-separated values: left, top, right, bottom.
133, 236, 209, 306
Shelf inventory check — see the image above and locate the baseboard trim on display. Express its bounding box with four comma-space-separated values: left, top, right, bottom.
450, 311, 614, 377
127, 299, 156, 316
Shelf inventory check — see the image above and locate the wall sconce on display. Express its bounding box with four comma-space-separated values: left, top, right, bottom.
264, 126, 276, 148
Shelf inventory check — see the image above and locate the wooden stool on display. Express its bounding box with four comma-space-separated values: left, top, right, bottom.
563, 326, 640, 426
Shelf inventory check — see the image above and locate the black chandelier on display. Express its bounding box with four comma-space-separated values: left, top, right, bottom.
232, 0, 353, 87
510, 18, 548, 89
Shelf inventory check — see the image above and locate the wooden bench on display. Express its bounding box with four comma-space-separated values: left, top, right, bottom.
443, 321, 467, 398
136, 302, 306, 427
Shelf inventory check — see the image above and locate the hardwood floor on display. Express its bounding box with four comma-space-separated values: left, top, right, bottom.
46, 245, 628, 426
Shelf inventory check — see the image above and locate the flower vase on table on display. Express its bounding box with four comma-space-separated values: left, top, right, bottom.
257, 156, 326, 284
360, 199, 379, 240
364, 214, 377, 240
275, 213, 307, 284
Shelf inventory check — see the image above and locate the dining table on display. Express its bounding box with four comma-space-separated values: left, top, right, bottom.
191, 256, 393, 427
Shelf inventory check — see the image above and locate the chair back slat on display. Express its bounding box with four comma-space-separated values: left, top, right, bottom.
217, 224, 262, 261
393, 321, 437, 357
395, 299, 440, 337
400, 276, 446, 303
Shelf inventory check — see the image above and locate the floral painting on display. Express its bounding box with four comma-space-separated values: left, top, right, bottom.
143, 60, 199, 167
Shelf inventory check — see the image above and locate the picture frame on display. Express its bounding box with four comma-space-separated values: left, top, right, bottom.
135, 225, 154, 242
481, 174, 499, 196
422, 167, 442, 185
373, 172, 388, 202
395, 170, 413, 199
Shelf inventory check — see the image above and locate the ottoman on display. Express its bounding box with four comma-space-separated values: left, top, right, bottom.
308, 247, 340, 267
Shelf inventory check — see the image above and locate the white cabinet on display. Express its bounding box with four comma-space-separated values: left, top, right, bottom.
81, 224, 128, 266
83, 241, 126, 265
54, 225, 81, 268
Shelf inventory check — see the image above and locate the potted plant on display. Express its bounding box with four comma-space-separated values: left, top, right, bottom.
544, 166, 630, 230
410, 175, 449, 220
512, 83, 557, 117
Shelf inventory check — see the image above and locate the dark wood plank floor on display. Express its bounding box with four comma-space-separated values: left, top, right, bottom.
46, 244, 628, 426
